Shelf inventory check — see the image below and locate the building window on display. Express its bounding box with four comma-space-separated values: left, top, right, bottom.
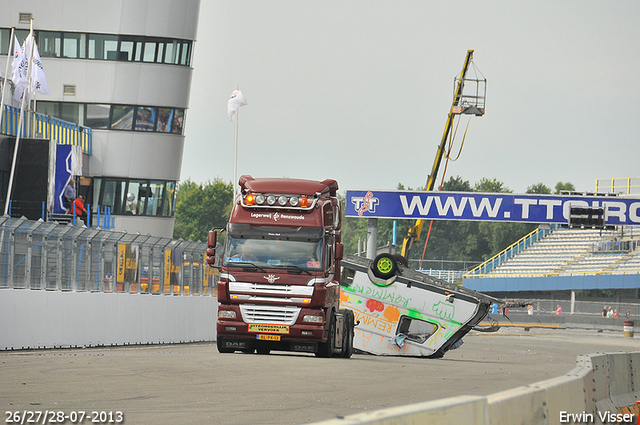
88, 33, 119, 60
1, 28, 194, 66
142, 40, 157, 62
93, 178, 175, 217
86, 104, 110, 129
37, 102, 185, 135
135, 107, 156, 131
119, 37, 136, 62
170, 109, 184, 134
60, 103, 83, 124
38, 31, 62, 57
63, 32, 86, 59
110, 105, 135, 130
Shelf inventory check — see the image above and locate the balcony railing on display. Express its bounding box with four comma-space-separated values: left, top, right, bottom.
1, 104, 92, 154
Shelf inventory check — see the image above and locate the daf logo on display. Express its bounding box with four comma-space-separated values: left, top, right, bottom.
264, 274, 280, 283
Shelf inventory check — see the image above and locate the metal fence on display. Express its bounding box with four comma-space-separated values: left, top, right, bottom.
0, 216, 214, 295
503, 298, 640, 318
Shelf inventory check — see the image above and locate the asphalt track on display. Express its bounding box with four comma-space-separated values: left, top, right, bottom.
1, 327, 638, 425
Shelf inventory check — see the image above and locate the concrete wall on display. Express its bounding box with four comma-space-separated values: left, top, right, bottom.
0, 289, 217, 350
312, 351, 640, 425
464, 273, 640, 293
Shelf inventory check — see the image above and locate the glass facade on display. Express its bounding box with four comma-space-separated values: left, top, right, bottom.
0, 28, 192, 66
37, 102, 185, 135
92, 177, 176, 217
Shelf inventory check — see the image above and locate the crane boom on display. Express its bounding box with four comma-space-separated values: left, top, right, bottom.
400, 50, 482, 258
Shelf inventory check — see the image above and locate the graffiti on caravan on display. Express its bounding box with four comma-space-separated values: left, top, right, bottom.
346, 190, 640, 226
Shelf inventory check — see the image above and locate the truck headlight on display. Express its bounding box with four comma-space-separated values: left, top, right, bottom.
303, 315, 323, 323
219, 310, 236, 319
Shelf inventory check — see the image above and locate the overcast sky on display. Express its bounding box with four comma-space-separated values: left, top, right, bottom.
182, 1, 640, 195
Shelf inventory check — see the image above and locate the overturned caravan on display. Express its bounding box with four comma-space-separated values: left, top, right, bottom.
340, 254, 499, 358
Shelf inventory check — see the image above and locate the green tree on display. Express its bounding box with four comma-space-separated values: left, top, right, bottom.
474, 177, 511, 193
526, 183, 552, 194
554, 181, 575, 194
173, 179, 234, 242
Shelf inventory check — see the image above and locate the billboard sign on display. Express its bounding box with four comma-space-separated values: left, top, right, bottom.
346, 190, 640, 226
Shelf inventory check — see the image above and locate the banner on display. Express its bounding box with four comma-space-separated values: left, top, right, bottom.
117, 244, 139, 283
346, 190, 640, 226
53, 145, 82, 214
164, 249, 182, 291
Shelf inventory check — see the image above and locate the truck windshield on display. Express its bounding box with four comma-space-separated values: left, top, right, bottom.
223, 224, 325, 270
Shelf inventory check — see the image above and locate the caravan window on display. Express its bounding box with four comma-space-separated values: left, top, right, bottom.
396, 316, 438, 344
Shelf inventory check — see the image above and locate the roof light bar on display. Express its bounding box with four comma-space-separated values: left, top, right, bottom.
240, 193, 317, 210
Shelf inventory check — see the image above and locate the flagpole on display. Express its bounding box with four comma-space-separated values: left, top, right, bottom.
4, 25, 34, 216
233, 106, 239, 199
0, 27, 14, 134
228, 87, 246, 199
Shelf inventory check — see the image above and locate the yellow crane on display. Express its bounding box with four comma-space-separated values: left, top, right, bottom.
400, 50, 486, 258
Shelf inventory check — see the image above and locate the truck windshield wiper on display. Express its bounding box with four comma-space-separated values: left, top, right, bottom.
276, 264, 312, 275
226, 261, 267, 272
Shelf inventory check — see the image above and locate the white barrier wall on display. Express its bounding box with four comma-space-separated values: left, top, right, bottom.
0, 290, 218, 350
313, 351, 640, 425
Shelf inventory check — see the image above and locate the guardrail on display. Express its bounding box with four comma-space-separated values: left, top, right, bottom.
1, 104, 92, 154
312, 351, 640, 425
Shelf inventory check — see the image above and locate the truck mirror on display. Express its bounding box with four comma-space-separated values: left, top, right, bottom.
335, 243, 343, 260
207, 230, 217, 260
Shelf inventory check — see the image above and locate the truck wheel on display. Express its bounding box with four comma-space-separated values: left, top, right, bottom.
371, 253, 398, 280
341, 309, 354, 358
315, 311, 336, 358
216, 338, 234, 354
256, 347, 270, 355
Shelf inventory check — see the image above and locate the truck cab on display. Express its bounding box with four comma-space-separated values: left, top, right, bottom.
208, 175, 354, 357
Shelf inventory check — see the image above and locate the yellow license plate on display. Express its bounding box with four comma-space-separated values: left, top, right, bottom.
257, 334, 281, 341
248, 323, 290, 334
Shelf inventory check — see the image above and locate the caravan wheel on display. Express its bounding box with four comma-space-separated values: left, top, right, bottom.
371, 253, 398, 280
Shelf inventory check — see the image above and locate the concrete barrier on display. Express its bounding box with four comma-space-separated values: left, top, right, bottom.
0, 289, 218, 350
311, 351, 640, 425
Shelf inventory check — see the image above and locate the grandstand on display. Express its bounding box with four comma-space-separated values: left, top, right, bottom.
463, 225, 640, 293
482, 227, 640, 276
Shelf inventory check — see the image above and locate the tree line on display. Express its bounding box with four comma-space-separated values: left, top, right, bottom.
173, 177, 575, 270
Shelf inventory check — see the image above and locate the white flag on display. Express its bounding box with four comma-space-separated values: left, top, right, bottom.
12, 36, 30, 102
30, 40, 49, 95
228, 90, 248, 123
11, 36, 26, 88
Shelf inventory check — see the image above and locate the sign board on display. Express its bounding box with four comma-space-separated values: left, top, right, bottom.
346, 190, 640, 226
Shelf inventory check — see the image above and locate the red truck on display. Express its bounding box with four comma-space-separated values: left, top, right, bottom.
207, 175, 354, 357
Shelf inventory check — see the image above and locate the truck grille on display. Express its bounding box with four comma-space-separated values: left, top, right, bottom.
239, 304, 301, 325
229, 281, 314, 296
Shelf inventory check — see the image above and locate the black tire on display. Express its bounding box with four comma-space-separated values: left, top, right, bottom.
341, 309, 354, 359
315, 311, 336, 358
393, 254, 409, 267
256, 347, 270, 355
216, 338, 234, 354
371, 253, 398, 280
